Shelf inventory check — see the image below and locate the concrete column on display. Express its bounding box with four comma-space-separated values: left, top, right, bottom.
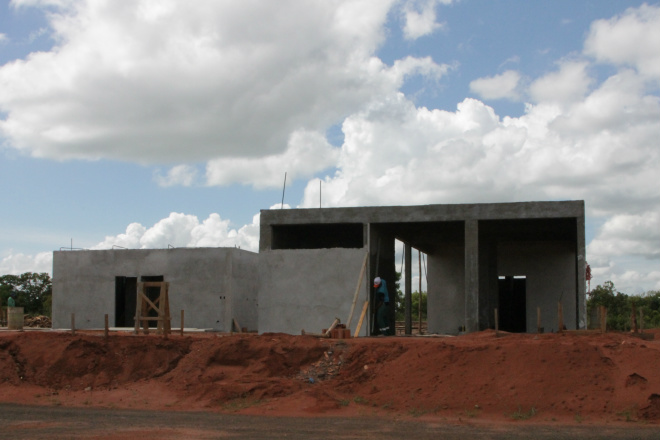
576, 215, 586, 329
465, 220, 479, 332
404, 243, 412, 335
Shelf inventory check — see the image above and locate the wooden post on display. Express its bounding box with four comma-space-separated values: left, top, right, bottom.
537, 307, 541, 334
323, 318, 340, 337
631, 302, 638, 333
354, 300, 369, 338
180, 310, 184, 336
163, 283, 171, 336
134, 287, 140, 334
558, 302, 564, 333
640, 308, 644, 333
600, 306, 607, 333
494, 308, 499, 336
404, 244, 412, 335
71, 313, 75, 336
104, 314, 109, 340
418, 250, 422, 335
347, 251, 369, 329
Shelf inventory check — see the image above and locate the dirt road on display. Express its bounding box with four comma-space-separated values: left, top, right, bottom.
1, 404, 658, 440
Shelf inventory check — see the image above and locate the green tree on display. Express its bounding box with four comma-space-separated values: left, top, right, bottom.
393, 271, 427, 321
395, 291, 427, 321
587, 281, 660, 330
0, 272, 52, 317
635, 290, 660, 328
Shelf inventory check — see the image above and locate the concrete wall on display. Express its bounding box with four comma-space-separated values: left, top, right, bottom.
52, 248, 259, 331
258, 248, 368, 335
498, 241, 577, 333
228, 250, 260, 331
427, 244, 465, 335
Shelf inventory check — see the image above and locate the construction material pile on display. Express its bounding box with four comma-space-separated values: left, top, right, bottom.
23, 315, 52, 328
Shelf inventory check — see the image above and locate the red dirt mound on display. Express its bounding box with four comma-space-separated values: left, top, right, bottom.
1, 329, 659, 424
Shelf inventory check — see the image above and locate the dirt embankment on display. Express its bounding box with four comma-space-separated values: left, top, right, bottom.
1, 329, 659, 425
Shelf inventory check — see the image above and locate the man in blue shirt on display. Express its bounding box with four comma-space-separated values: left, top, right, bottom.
373, 277, 389, 303
374, 277, 391, 335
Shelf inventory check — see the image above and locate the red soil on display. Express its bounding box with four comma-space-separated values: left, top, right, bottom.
1, 329, 659, 425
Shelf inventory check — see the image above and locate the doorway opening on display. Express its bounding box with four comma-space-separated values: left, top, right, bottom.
114, 275, 164, 327
498, 275, 527, 333
115, 276, 137, 327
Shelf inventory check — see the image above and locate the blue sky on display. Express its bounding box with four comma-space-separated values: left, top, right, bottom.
1, 0, 658, 293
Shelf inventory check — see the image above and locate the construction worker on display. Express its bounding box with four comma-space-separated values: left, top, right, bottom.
376, 293, 389, 335
374, 277, 390, 335
373, 277, 390, 303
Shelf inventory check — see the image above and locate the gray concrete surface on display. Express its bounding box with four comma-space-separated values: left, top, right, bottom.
258, 248, 368, 335
261, 201, 586, 335
51, 201, 585, 336
498, 241, 577, 333
52, 247, 259, 332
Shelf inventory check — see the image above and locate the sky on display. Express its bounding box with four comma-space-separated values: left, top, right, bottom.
1, 0, 658, 294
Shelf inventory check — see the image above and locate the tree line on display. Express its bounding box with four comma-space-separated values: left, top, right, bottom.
587, 281, 660, 330
0, 272, 52, 317
391, 275, 660, 331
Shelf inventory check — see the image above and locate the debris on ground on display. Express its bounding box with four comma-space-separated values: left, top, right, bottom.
297, 341, 348, 382
23, 315, 52, 328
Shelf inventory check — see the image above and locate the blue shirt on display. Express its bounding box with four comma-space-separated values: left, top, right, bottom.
376, 279, 390, 303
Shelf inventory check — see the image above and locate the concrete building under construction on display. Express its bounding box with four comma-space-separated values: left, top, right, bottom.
52, 200, 586, 335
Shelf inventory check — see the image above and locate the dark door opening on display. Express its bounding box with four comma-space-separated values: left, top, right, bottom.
498, 276, 527, 333
115, 276, 137, 327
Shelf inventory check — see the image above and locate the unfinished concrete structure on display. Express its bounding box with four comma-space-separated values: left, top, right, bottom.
52, 201, 585, 335
259, 201, 586, 335
52, 247, 258, 332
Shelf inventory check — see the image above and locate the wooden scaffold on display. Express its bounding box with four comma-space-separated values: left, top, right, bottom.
134, 281, 171, 336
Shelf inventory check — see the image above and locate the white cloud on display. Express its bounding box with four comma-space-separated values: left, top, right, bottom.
205, 130, 339, 189
584, 3, 660, 79
0, 251, 52, 275
92, 212, 260, 252
0, 1, 395, 165
154, 164, 198, 187
588, 212, 660, 262
0, 33, 8, 44
0, 0, 454, 188
295, 8, 660, 293
401, 0, 452, 40
528, 61, 592, 105
469, 70, 521, 101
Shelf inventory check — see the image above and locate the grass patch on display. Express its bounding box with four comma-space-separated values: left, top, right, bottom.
510, 405, 537, 420
353, 396, 369, 405
574, 413, 583, 423
222, 397, 262, 412
408, 407, 428, 417
617, 408, 637, 422
464, 407, 481, 418
339, 399, 350, 407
